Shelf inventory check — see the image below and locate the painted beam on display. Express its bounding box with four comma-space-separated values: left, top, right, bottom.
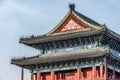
32, 62, 103, 73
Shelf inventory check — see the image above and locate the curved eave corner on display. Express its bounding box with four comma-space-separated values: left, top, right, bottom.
109, 51, 120, 61
11, 60, 23, 67
11, 47, 109, 66
107, 29, 120, 42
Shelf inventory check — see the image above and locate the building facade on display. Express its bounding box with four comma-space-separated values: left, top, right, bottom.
11, 4, 120, 80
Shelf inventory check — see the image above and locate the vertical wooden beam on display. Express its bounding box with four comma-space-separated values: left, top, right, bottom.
34, 74, 37, 80
55, 74, 57, 80
77, 68, 81, 80
41, 75, 43, 80
31, 73, 34, 80
104, 58, 107, 80
100, 65, 103, 79
92, 66, 96, 80
37, 72, 41, 80
112, 70, 115, 80
21, 67, 24, 80
92, 66, 94, 80
60, 72, 62, 80
51, 71, 55, 80
81, 72, 83, 79
94, 66, 97, 78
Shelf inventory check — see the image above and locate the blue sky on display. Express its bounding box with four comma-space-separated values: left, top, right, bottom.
0, 0, 120, 80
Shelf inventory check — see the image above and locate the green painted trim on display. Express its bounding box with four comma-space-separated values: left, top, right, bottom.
32, 62, 103, 73
107, 64, 120, 73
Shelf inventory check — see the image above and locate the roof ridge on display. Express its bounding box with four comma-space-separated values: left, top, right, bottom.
74, 11, 101, 26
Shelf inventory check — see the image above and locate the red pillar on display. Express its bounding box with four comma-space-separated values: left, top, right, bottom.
94, 66, 97, 78
100, 65, 103, 79
77, 68, 81, 80
55, 74, 57, 80
92, 66, 96, 80
60, 73, 62, 80
37, 72, 41, 80
51, 71, 55, 80
104, 58, 107, 80
21, 67, 24, 80
31, 73, 34, 80
41, 75, 43, 80
34, 74, 37, 80
81, 71, 83, 79
112, 70, 115, 80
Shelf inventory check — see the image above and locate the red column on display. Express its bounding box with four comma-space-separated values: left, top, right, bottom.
55, 74, 57, 80
51, 71, 55, 80
104, 58, 107, 80
112, 70, 115, 80
31, 73, 34, 80
77, 68, 81, 80
94, 66, 97, 78
35, 74, 37, 80
21, 67, 24, 80
100, 65, 103, 79
81, 71, 83, 79
92, 66, 96, 80
60, 73, 62, 80
41, 75, 43, 80
37, 72, 41, 80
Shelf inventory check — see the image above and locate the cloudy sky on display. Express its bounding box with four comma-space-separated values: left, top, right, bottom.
0, 0, 120, 80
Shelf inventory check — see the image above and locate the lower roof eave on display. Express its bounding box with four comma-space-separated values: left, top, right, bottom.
11, 47, 109, 66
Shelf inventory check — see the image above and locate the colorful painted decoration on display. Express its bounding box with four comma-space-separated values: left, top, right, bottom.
61, 19, 85, 32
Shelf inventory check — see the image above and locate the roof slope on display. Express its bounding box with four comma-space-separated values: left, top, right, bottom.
19, 4, 120, 49
11, 46, 109, 66
20, 4, 107, 46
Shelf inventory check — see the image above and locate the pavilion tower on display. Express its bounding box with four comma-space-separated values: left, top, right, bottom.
11, 4, 120, 80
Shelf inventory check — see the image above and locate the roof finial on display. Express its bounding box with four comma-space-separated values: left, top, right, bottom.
69, 3, 75, 11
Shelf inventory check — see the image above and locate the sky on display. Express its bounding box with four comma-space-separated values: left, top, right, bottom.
0, 0, 120, 80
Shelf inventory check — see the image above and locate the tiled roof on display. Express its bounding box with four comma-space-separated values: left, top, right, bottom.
74, 11, 100, 26
20, 27, 105, 45
19, 4, 120, 47
11, 46, 109, 66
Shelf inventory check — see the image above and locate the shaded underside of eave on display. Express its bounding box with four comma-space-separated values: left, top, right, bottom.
11, 47, 109, 66
108, 51, 120, 61
20, 28, 105, 45
106, 29, 120, 42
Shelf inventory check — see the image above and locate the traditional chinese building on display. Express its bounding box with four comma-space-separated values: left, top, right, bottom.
11, 4, 120, 80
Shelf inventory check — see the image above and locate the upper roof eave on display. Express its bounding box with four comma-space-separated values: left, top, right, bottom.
20, 27, 106, 45
19, 8, 107, 45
